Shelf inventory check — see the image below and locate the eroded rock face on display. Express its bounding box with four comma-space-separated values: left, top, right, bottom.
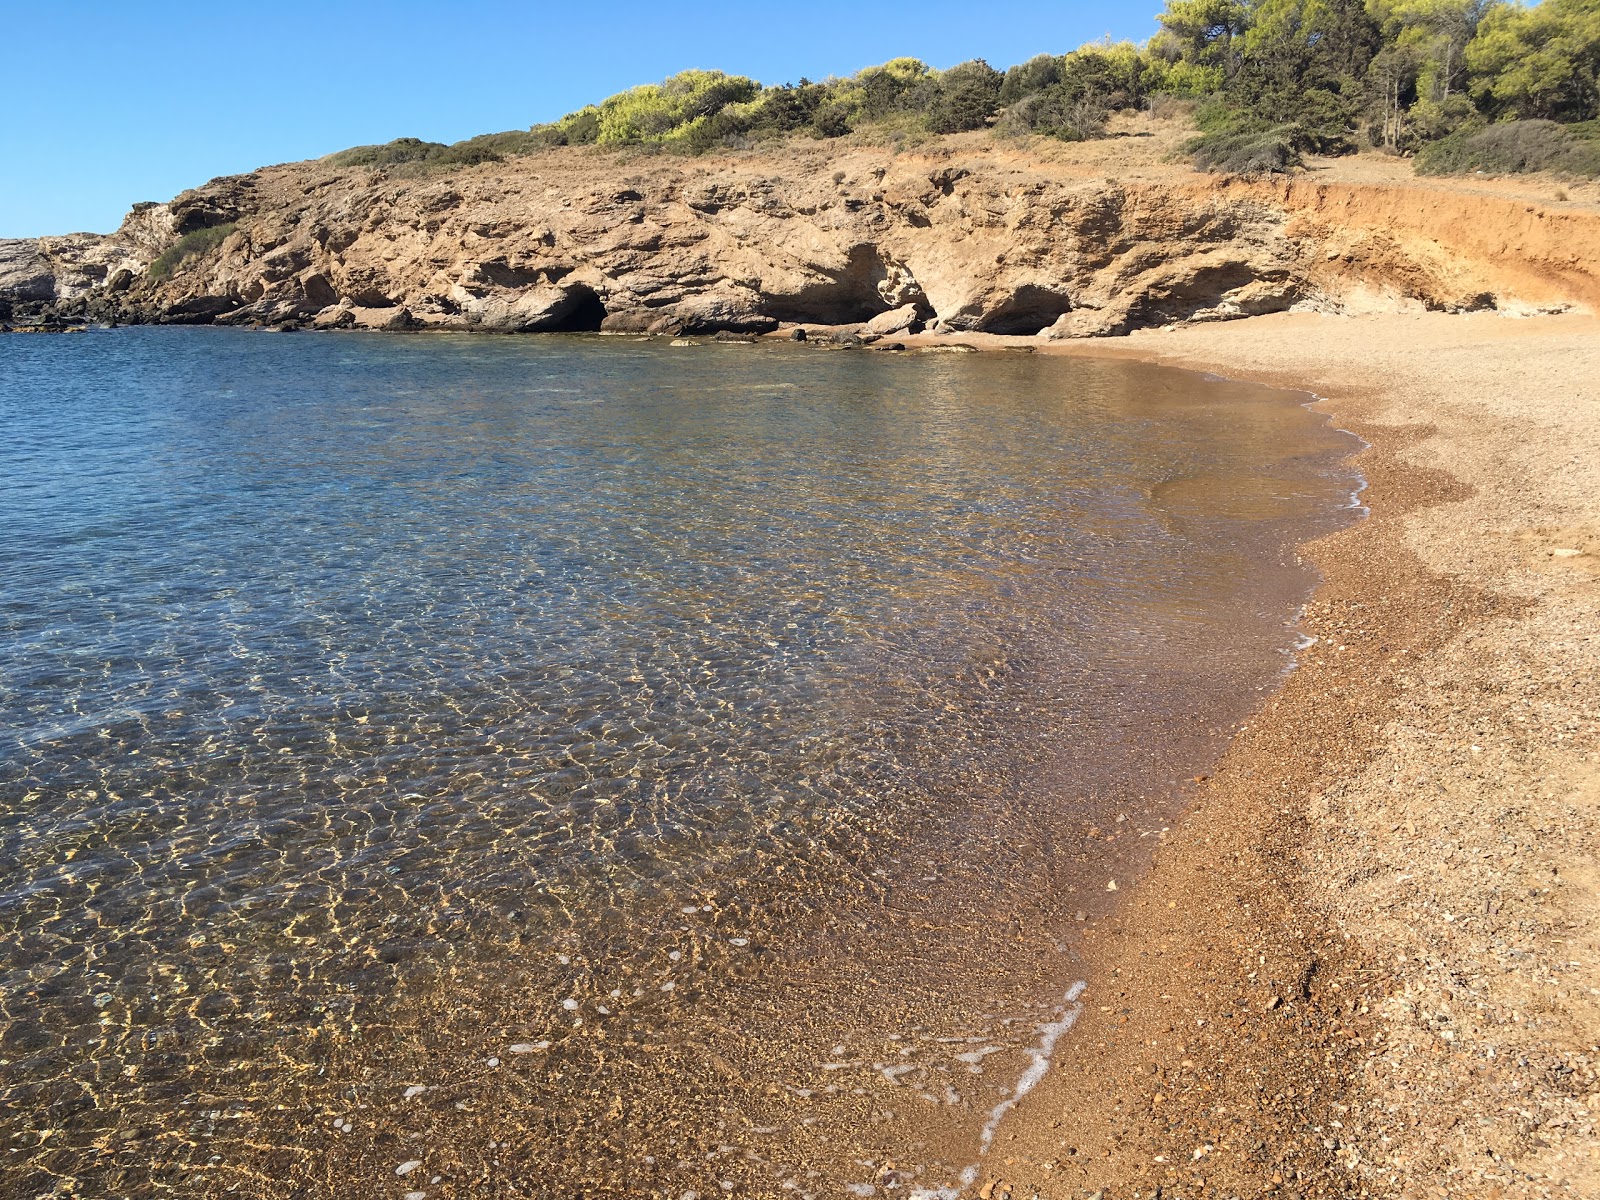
5, 143, 1596, 333
0, 241, 56, 304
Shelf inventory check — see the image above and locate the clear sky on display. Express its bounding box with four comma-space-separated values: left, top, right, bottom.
0, 1, 1163, 239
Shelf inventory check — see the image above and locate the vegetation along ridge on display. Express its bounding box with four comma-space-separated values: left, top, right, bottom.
1, 0, 1596, 336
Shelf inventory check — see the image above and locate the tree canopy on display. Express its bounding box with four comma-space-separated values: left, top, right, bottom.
329, 0, 1600, 178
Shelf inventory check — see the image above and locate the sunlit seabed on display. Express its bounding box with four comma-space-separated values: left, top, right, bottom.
0, 329, 1359, 1198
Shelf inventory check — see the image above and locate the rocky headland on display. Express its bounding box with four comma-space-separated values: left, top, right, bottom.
4, 125, 1597, 339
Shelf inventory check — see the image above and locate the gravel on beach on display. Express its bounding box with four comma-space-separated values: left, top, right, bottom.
975, 311, 1600, 1200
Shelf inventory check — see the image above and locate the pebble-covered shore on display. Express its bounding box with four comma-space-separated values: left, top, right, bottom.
972, 311, 1600, 1199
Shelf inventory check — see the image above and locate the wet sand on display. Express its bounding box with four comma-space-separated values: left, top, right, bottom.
947, 311, 1600, 1200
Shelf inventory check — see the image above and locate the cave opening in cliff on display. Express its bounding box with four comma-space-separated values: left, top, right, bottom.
550, 286, 607, 332
981, 285, 1075, 336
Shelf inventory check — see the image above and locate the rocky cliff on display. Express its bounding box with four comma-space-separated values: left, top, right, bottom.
4, 138, 1597, 338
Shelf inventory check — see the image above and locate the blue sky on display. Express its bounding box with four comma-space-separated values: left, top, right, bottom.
1, 2, 1162, 238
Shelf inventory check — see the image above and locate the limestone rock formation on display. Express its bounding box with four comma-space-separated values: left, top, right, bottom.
5, 142, 1596, 333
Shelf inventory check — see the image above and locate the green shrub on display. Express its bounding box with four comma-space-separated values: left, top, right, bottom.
1404, 95, 1482, 146
1188, 123, 1307, 171
841, 110, 939, 150
147, 223, 237, 280
1191, 96, 1245, 134
849, 58, 935, 120
999, 54, 1063, 105
1285, 87, 1361, 154
324, 138, 447, 168
1184, 102, 1308, 172
591, 70, 761, 145
325, 128, 557, 174
926, 59, 1005, 133
529, 106, 603, 147
811, 98, 855, 139
995, 42, 1158, 142
1158, 59, 1225, 98
996, 90, 1109, 140
1055, 41, 1163, 110
523, 58, 1008, 151
439, 130, 548, 162
1415, 118, 1600, 176
742, 84, 828, 137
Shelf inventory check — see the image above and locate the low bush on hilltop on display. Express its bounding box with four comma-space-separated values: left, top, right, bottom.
1415, 118, 1600, 176
324, 137, 447, 168
1182, 99, 1311, 173
1187, 121, 1308, 172
996, 41, 1161, 140
323, 131, 548, 174
587, 70, 762, 146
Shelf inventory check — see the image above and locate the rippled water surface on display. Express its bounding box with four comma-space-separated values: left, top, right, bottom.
0, 329, 1358, 1198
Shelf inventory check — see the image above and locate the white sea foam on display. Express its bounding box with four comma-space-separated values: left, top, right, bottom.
1299, 389, 1371, 516
976, 981, 1088, 1156
953, 1045, 1001, 1065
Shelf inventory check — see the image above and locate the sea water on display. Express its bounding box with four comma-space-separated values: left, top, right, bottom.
0, 328, 1359, 1197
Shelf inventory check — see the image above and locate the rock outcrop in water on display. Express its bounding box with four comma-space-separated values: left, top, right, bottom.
4, 137, 1597, 336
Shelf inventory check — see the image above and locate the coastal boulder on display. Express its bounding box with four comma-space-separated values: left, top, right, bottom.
313, 304, 356, 329
759, 244, 928, 324
672, 290, 779, 335
298, 270, 339, 308
158, 295, 239, 324
1038, 307, 1130, 340
348, 305, 417, 331
213, 297, 324, 327
863, 303, 926, 337
920, 271, 1077, 336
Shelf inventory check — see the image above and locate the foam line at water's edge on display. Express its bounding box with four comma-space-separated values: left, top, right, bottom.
1275, 390, 1370, 679
909, 981, 1088, 1200
976, 980, 1090, 1154
1299, 389, 1371, 517
912, 388, 1360, 1200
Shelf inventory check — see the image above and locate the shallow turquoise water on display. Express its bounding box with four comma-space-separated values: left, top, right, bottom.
0, 328, 1358, 1197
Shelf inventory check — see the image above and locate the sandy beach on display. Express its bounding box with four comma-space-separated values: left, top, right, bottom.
944, 311, 1600, 1199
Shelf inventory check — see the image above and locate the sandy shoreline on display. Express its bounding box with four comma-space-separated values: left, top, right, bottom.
931, 311, 1599, 1200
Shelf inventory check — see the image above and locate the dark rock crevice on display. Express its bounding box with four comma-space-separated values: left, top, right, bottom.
762, 244, 928, 325
542, 284, 607, 332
